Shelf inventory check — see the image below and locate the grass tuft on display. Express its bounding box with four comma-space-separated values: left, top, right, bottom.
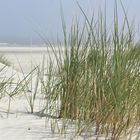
42, 1, 140, 139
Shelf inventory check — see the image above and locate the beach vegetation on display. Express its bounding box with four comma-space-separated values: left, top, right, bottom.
0, 55, 11, 66
42, 1, 140, 139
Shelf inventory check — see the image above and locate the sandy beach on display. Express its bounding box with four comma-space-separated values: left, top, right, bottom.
0, 46, 101, 140
0, 46, 61, 140
0, 46, 138, 140
0, 46, 58, 73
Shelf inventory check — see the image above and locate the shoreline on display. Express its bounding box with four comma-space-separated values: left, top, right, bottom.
0, 46, 65, 53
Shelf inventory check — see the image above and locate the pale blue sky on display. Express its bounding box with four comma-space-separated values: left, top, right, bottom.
0, 0, 140, 44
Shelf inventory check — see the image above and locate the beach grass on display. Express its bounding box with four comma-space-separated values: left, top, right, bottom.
0, 55, 11, 66
41, 2, 140, 139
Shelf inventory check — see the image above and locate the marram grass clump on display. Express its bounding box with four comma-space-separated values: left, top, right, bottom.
0, 55, 11, 66
43, 2, 140, 140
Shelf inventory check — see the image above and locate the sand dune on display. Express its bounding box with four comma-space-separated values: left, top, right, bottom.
0, 62, 99, 140
0, 47, 137, 140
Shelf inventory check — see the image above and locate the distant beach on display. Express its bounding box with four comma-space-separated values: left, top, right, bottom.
0, 45, 58, 73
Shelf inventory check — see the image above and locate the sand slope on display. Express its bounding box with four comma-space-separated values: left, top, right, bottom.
0, 47, 136, 140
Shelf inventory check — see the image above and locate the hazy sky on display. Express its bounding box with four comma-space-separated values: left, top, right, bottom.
0, 0, 140, 44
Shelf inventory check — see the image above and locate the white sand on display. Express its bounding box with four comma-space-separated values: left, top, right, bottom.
0, 46, 61, 73
0, 46, 136, 140
0, 46, 101, 140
